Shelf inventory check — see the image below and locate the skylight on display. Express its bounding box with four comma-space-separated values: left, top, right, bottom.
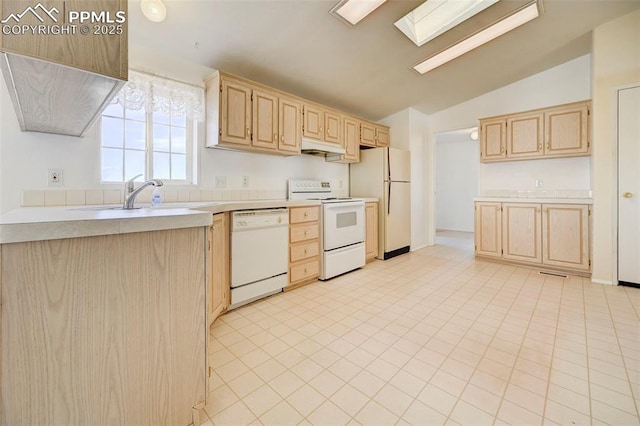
395, 0, 500, 47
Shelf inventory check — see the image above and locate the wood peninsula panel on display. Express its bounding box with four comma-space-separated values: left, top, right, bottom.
1, 228, 206, 425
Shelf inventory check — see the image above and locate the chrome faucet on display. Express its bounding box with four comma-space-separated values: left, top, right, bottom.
123, 174, 163, 209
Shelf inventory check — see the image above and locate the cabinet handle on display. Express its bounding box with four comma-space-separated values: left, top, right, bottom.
496, 207, 500, 211
538, 143, 542, 151
546, 143, 550, 150
274, 133, 278, 140
304, 268, 308, 274
501, 147, 504, 153
246, 127, 250, 137
304, 212, 308, 217
623, 192, 633, 198
304, 231, 308, 236
304, 249, 308, 254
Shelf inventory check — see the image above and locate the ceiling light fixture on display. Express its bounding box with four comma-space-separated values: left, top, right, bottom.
330, 0, 388, 26
395, 0, 499, 47
413, 1, 540, 75
141, 0, 167, 23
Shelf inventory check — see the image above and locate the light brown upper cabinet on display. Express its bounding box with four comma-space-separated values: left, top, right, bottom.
327, 115, 360, 163
544, 102, 590, 157
206, 72, 301, 155
0, 0, 128, 136
206, 70, 387, 158
220, 77, 253, 146
480, 117, 507, 161
360, 122, 390, 148
302, 103, 325, 140
324, 110, 342, 144
506, 112, 544, 159
252, 89, 279, 150
278, 95, 302, 154
479, 100, 591, 163
303, 103, 342, 145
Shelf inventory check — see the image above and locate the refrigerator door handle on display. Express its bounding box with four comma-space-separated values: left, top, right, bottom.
387, 148, 391, 182
388, 181, 391, 215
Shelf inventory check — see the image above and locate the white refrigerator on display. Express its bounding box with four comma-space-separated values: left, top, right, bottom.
350, 147, 411, 260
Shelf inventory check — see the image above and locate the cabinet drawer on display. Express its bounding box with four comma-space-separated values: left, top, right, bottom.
290, 223, 319, 243
290, 259, 319, 283
290, 241, 319, 263
289, 207, 319, 223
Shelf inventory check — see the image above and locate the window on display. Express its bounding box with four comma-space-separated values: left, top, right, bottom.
100, 71, 205, 184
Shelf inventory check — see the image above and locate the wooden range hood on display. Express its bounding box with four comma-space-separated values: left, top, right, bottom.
0, 0, 128, 137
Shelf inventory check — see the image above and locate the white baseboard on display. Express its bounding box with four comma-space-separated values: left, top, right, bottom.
591, 278, 614, 286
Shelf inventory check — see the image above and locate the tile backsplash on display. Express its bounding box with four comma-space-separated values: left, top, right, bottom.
20, 187, 347, 207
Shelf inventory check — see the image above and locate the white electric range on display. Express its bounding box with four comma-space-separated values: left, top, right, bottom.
288, 179, 365, 280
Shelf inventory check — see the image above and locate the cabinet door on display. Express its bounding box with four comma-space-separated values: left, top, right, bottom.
0, 0, 128, 80
475, 202, 502, 258
220, 78, 252, 146
303, 104, 324, 140
343, 116, 360, 162
376, 126, 390, 147
365, 202, 378, 261
209, 213, 229, 325
480, 118, 506, 161
544, 103, 590, 156
324, 110, 342, 144
252, 89, 278, 150
360, 122, 377, 147
542, 204, 590, 270
506, 113, 544, 158
278, 96, 301, 154
502, 203, 542, 264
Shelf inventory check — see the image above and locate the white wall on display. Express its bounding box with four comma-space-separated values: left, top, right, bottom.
380, 108, 430, 250
591, 9, 640, 285
435, 130, 479, 232
0, 43, 348, 213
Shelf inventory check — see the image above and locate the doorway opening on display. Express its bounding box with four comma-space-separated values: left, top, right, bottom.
434, 127, 479, 251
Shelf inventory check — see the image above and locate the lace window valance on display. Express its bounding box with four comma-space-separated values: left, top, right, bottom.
112, 70, 205, 122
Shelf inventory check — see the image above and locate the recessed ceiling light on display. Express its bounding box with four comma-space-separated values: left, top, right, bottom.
330, 0, 388, 26
395, 0, 499, 47
413, 1, 540, 74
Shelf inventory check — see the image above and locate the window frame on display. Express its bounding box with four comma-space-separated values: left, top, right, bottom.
99, 105, 197, 185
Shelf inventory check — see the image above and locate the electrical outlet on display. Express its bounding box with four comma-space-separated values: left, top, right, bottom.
48, 169, 64, 186
535, 179, 543, 188
215, 176, 227, 189
242, 176, 250, 188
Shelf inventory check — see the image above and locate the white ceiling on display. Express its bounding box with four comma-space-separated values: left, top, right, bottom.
129, 0, 640, 121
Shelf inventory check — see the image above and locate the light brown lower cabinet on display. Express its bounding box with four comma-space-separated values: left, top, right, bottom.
208, 212, 230, 326
475, 202, 591, 274
288, 206, 320, 289
0, 228, 208, 425
365, 202, 378, 262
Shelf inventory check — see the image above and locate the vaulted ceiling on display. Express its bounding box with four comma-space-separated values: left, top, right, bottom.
129, 0, 640, 121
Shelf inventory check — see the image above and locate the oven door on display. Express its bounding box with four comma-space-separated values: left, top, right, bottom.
323, 201, 365, 251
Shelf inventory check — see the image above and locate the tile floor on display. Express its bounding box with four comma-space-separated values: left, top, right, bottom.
202, 231, 640, 425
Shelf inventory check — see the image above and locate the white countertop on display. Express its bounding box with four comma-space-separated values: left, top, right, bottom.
474, 197, 593, 204
0, 199, 322, 244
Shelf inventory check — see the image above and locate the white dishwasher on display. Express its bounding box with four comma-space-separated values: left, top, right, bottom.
229, 208, 289, 310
